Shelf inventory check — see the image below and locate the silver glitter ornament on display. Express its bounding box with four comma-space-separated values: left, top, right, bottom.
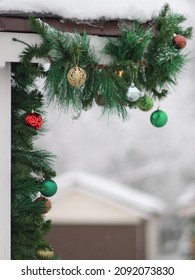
126, 83, 144, 102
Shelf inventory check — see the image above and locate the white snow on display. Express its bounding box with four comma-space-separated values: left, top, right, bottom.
177, 183, 195, 207
53, 170, 166, 215
0, 0, 193, 22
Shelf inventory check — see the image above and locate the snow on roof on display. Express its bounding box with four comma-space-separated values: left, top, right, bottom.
176, 183, 195, 217
54, 170, 166, 215
0, 0, 191, 22
177, 183, 195, 208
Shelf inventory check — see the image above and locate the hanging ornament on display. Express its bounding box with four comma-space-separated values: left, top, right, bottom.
138, 96, 154, 111
35, 196, 51, 213
126, 83, 144, 102
67, 65, 87, 88
35, 246, 54, 259
25, 111, 43, 130
173, 34, 187, 49
116, 70, 124, 77
95, 94, 106, 106
40, 179, 58, 197
150, 109, 168, 127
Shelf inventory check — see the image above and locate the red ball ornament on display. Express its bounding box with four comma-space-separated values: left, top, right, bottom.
25, 112, 43, 130
35, 196, 51, 214
173, 35, 187, 49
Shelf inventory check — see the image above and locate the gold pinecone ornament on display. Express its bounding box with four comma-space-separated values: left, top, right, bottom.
67, 65, 87, 88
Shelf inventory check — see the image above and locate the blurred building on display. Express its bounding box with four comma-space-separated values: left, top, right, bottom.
177, 184, 195, 259
46, 171, 166, 259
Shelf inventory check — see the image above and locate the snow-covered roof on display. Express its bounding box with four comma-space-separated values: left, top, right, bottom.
0, 0, 191, 22
176, 183, 195, 216
53, 170, 166, 215
177, 183, 195, 207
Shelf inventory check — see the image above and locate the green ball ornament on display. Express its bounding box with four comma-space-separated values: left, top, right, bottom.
150, 109, 168, 127
41, 179, 58, 197
138, 96, 154, 111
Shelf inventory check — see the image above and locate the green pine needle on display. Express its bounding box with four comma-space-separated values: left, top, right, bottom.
13, 5, 193, 119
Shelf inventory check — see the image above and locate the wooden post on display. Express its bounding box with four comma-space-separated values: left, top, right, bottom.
0, 63, 11, 260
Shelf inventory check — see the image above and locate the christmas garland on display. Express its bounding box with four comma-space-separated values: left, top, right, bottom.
11, 63, 58, 259
14, 4, 192, 127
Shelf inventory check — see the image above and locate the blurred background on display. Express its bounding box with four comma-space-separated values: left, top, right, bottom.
33, 0, 195, 259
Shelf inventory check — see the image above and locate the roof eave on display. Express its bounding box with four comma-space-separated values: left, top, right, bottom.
0, 14, 155, 37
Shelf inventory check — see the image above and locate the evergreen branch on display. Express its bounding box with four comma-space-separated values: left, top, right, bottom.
13, 5, 193, 119
12, 148, 56, 180
183, 27, 193, 39
29, 16, 51, 42
12, 63, 57, 259
12, 37, 31, 48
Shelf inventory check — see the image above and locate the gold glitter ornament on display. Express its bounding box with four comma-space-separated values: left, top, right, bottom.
35, 246, 54, 259
67, 65, 87, 88
116, 70, 124, 77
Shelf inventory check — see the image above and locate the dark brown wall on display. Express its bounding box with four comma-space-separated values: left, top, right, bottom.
0, 16, 155, 37
46, 223, 145, 260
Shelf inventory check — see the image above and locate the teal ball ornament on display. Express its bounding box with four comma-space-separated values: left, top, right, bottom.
41, 179, 58, 197
138, 96, 154, 111
150, 109, 168, 127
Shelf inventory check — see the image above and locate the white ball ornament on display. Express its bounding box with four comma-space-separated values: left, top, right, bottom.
126, 83, 144, 102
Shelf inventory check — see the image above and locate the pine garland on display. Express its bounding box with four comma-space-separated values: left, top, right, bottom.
14, 4, 192, 120
11, 63, 57, 259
